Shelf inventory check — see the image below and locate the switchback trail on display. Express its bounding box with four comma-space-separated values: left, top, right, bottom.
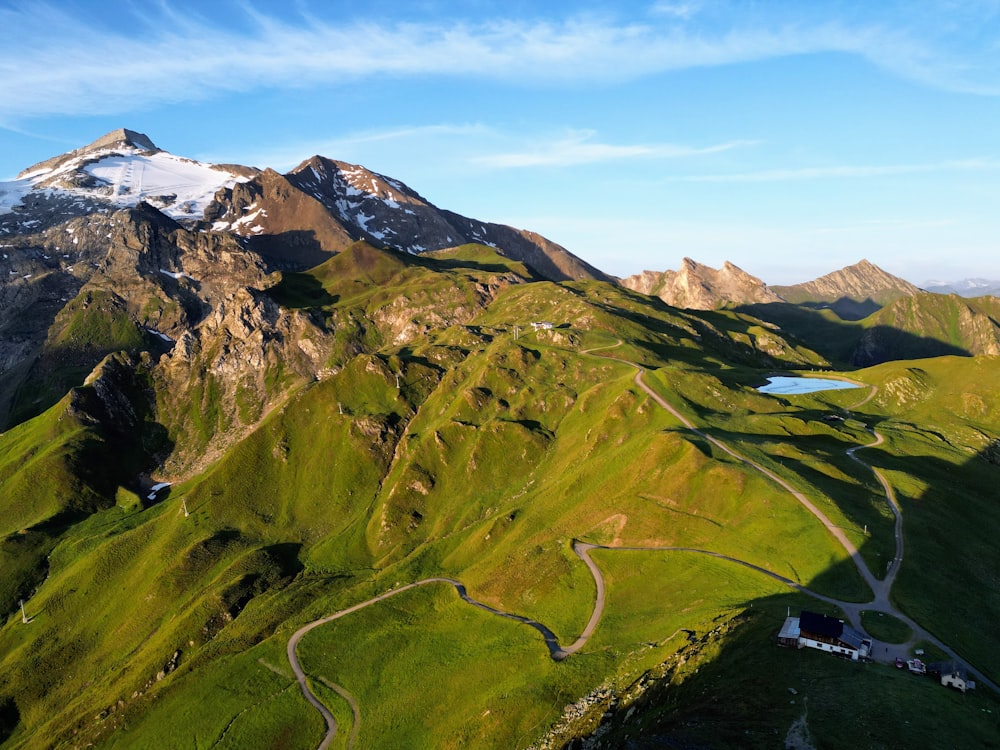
287, 545, 859, 749
288, 347, 997, 748
629, 366, 881, 596
287, 577, 571, 749
625, 361, 998, 693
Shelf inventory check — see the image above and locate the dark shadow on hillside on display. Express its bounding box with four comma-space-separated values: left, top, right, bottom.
803, 295, 882, 321
851, 324, 970, 366
571, 286, 825, 370
0, 509, 89, 620
737, 302, 973, 367
0, 696, 19, 745
833, 433, 1000, 682
249, 230, 335, 271
737, 302, 862, 365
421, 253, 542, 280
3, 303, 174, 431
569, 584, 999, 749
267, 271, 338, 309
261, 542, 306, 578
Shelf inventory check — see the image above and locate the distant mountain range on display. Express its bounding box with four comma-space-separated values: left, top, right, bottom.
622, 258, 782, 310
922, 278, 1000, 297
622, 257, 920, 315
623, 258, 1000, 366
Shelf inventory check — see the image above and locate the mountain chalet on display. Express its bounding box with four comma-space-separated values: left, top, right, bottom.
777, 610, 872, 661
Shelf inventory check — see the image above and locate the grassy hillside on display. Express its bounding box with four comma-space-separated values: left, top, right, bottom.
741, 292, 1000, 367
6, 288, 150, 427
846, 357, 1000, 678
2, 248, 998, 748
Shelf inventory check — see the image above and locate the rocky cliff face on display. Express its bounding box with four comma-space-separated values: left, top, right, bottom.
0, 129, 606, 430
773, 259, 919, 309
620, 258, 782, 310
0, 196, 276, 425
206, 154, 610, 282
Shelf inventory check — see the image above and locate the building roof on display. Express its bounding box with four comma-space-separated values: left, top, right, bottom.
778, 616, 801, 641
839, 625, 866, 650
799, 610, 844, 639
930, 660, 969, 680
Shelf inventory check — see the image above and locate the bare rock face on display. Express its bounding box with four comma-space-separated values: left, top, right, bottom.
773, 259, 919, 307
206, 155, 611, 282
621, 258, 782, 310
0, 199, 273, 428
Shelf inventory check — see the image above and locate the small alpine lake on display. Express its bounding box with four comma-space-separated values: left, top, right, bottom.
757, 376, 861, 395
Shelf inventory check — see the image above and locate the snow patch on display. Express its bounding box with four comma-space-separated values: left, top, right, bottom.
159, 268, 198, 282
147, 482, 171, 500
0, 178, 33, 215
145, 327, 174, 343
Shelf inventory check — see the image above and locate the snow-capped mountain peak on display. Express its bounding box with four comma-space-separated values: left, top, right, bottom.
1, 129, 255, 231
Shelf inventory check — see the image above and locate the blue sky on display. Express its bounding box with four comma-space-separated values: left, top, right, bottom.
2, 1, 999, 284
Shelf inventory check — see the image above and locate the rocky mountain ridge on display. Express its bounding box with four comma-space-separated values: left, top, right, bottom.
621, 258, 782, 310
772, 258, 922, 319
0, 129, 606, 431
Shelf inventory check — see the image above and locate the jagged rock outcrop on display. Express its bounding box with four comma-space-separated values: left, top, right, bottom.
774, 259, 919, 312
621, 258, 781, 310
207, 154, 610, 282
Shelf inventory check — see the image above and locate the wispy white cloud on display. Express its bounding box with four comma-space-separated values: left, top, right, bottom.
213, 124, 744, 174
649, 2, 703, 20
1, 3, 999, 123
675, 158, 1000, 182
203, 124, 492, 171
472, 131, 754, 168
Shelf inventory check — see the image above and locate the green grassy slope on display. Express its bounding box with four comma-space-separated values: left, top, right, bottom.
741, 292, 1000, 367
1, 248, 998, 749
7, 288, 150, 427
847, 356, 1000, 678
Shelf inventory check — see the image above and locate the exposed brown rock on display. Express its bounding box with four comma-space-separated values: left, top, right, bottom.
621, 258, 781, 310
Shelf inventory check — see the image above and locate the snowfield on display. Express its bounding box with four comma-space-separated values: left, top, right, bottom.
1, 146, 249, 221
0, 178, 33, 215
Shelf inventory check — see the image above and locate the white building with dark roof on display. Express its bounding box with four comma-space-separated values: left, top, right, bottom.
777, 610, 871, 662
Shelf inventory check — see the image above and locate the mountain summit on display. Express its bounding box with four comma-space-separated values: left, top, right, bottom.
4, 128, 250, 226
621, 258, 781, 310
81, 127, 158, 153
18, 128, 160, 180
2, 129, 606, 283
772, 259, 919, 318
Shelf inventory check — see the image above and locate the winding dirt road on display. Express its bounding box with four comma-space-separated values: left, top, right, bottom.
626, 364, 998, 692
630, 367, 881, 596
287, 349, 997, 748
287, 577, 572, 748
